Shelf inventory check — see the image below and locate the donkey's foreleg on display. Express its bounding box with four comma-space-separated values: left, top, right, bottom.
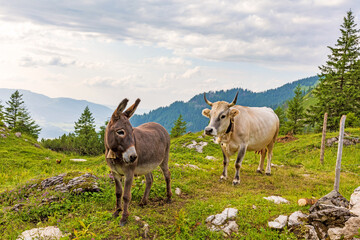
140, 172, 153, 206
120, 173, 134, 226
112, 172, 123, 218
233, 145, 247, 185
220, 145, 230, 180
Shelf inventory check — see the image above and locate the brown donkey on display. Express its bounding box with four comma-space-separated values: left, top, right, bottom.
105, 98, 172, 226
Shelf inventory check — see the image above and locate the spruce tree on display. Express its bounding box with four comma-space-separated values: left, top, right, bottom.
285, 85, 304, 134
170, 114, 187, 138
0, 101, 4, 126
274, 106, 286, 134
308, 10, 360, 130
4, 90, 41, 138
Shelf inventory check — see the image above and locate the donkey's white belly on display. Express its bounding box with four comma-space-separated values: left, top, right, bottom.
134, 162, 161, 175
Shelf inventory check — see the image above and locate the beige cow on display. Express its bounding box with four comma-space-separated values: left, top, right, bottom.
202, 92, 279, 185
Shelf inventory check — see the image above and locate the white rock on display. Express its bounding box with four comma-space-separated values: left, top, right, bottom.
205, 156, 216, 160
15, 132, 21, 137
350, 187, 360, 216
328, 227, 344, 240
206, 215, 215, 223
288, 211, 308, 227
185, 140, 208, 153
175, 188, 181, 196
212, 213, 227, 226
304, 225, 319, 240
222, 221, 239, 235
184, 164, 201, 170
263, 196, 289, 204
268, 215, 288, 229
70, 158, 87, 162
342, 217, 360, 240
17, 226, 63, 240
222, 208, 238, 219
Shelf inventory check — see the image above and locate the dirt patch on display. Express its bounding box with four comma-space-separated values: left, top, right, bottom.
277, 134, 298, 143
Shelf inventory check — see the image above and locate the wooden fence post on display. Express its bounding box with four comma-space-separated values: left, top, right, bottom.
320, 112, 328, 164
334, 115, 346, 193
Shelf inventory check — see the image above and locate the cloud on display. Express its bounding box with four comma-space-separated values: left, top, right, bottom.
83, 75, 143, 88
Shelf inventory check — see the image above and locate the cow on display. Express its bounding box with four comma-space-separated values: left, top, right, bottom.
202, 92, 279, 185
105, 98, 172, 226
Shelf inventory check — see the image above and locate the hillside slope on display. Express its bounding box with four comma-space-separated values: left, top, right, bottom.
131, 76, 319, 132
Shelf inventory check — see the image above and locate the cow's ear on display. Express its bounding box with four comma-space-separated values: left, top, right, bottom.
230, 109, 239, 118
202, 108, 210, 118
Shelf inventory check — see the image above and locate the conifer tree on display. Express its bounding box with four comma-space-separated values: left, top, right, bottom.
0, 101, 4, 126
308, 10, 360, 130
285, 85, 304, 134
274, 106, 286, 135
170, 114, 187, 138
4, 90, 41, 138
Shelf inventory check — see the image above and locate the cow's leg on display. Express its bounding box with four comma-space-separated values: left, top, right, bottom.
265, 142, 275, 176
120, 172, 134, 226
160, 159, 172, 202
112, 172, 123, 218
256, 149, 267, 174
220, 144, 230, 180
233, 145, 247, 185
140, 172, 153, 206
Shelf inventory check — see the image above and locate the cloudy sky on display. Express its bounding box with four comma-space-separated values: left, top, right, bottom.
0, 0, 359, 112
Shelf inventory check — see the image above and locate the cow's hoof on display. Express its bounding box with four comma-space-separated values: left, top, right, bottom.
112, 209, 122, 218
256, 169, 263, 174
265, 172, 271, 176
232, 179, 240, 185
220, 175, 227, 181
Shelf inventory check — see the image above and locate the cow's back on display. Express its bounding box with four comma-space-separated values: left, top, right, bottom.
233, 106, 279, 151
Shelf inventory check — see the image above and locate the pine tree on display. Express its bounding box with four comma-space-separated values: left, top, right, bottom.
308, 10, 360, 130
74, 106, 102, 155
274, 106, 286, 134
4, 90, 41, 138
285, 85, 304, 134
0, 101, 4, 126
170, 114, 187, 138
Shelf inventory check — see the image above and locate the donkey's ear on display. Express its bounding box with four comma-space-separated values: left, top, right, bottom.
113, 98, 129, 117
124, 98, 141, 118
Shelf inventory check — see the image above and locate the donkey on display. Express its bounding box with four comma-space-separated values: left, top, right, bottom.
105, 98, 172, 226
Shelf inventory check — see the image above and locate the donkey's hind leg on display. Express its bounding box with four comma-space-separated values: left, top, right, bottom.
160, 159, 172, 202
140, 172, 153, 206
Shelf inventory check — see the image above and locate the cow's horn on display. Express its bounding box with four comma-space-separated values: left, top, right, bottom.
228, 91, 239, 107
204, 93, 213, 106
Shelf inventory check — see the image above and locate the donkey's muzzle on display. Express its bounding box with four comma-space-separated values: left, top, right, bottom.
123, 146, 137, 163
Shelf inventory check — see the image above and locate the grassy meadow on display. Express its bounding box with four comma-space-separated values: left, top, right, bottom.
0, 127, 359, 239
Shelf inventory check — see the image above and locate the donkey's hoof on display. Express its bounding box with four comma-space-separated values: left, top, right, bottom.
265, 172, 271, 176
232, 179, 240, 185
256, 169, 263, 174
112, 209, 122, 218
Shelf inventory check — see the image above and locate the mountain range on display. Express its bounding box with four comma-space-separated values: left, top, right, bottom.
0, 76, 318, 139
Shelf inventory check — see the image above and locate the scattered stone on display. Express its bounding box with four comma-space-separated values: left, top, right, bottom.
205, 156, 216, 160
184, 140, 208, 153
15, 132, 21, 138
206, 208, 239, 235
1, 133, 6, 138
288, 211, 308, 227
263, 196, 289, 204
175, 188, 181, 196
34, 143, 41, 148
350, 186, 360, 216
342, 217, 360, 240
270, 163, 284, 167
268, 215, 288, 229
17, 226, 64, 240
304, 225, 320, 240
183, 164, 201, 170
252, 205, 257, 210
70, 159, 87, 162
328, 227, 343, 240
326, 136, 359, 147
45, 157, 50, 160
24, 139, 28, 142
11, 203, 24, 212
134, 216, 150, 238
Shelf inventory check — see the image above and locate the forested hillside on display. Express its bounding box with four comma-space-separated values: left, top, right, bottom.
131, 76, 318, 132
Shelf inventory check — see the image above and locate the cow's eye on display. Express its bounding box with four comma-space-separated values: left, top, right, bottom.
116, 130, 125, 136
221, 115, 226, 119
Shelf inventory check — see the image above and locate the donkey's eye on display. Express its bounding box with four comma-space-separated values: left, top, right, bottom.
221, 115, 226, 119
116, 130, 125, 136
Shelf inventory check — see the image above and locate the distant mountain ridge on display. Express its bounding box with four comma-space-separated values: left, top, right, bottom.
0, 89, 113, 139
0, 76, 318, 139
130, 76, 319, 132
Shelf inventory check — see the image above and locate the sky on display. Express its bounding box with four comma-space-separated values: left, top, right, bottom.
0, 0, 359, 112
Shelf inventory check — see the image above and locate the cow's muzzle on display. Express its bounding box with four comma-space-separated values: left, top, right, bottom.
122, 146, 137, 163
204, 126, 216, 136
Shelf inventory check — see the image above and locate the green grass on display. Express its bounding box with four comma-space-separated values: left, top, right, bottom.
0, 127, 359, 239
